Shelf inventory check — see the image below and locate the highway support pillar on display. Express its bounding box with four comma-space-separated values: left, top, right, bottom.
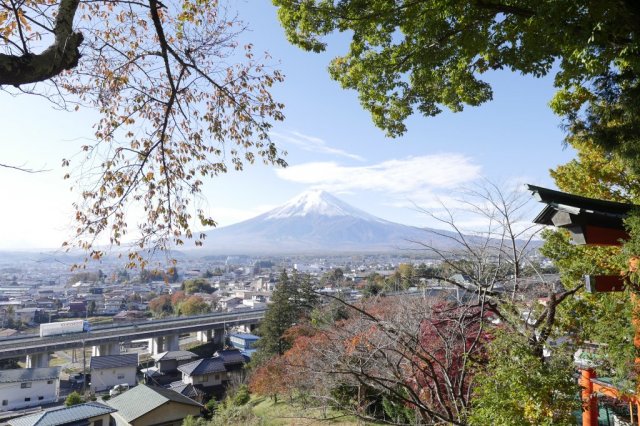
196, 330, 213, 343
25, 352, 50, 368
91, 342, 121, 357
164, 334, 180, 351
213, 327, 225, 347
150, 336, 164, 355
580, 368, 598, 426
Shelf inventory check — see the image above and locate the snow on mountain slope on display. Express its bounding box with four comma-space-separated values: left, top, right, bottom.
199, 190, 451, 254
265, 190, 381, 221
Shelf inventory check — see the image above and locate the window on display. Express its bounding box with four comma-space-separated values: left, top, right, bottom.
20, 382, 31, 389
47, 380, 53, 384
2, 400, 7, 406
117, 374, 125, 380
24, 398, 31, 402
94, 419, 103, 426
215, 374, 220, 380
38, 396, 44, 400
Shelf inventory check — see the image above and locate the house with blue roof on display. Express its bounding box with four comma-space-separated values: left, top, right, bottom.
228, 332, 259, 353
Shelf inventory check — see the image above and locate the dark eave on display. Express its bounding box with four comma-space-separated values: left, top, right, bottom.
528, 185, 636, 245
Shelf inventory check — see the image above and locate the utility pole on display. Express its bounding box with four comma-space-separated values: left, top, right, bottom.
82, 339, 86, 396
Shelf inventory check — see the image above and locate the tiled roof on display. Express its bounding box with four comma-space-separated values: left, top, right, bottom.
0, 367, 60, 384
178, 358, 226, 376
10, 402, 116, 426
152, 350, 198, 362
215, 350, 247, 366
106, 384, 202, 421
90, 353, 138, 370
168, 382, 202, 400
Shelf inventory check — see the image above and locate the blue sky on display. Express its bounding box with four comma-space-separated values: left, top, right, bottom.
0, 1, 575, 250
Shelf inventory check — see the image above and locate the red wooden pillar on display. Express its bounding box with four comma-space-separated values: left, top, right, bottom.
581, 368, 598, 426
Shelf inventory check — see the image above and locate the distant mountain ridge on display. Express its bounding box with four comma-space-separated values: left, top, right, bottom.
198, 190, 455, 254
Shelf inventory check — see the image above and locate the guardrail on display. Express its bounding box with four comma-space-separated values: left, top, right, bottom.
0, 309, 266, 359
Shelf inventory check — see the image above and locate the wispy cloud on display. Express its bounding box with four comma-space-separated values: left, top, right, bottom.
270, 130, 365, 162
276, 154, 481, 194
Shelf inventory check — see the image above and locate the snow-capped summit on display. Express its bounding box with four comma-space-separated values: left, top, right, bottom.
199, 189, 450, 254
265, 190, 378, 221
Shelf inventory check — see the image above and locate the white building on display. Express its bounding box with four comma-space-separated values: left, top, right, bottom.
0, 367, 60, 411
90, 354, 138, 393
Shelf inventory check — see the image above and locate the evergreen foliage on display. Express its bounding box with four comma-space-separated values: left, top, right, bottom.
470, 332, 578, 426
64, 391, 83, 407
253, 270, 318, 364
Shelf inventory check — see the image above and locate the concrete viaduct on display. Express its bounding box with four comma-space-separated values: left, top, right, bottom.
0, 309, 265, 368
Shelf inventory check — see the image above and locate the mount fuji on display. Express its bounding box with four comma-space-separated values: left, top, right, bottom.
198, 190, 451, 254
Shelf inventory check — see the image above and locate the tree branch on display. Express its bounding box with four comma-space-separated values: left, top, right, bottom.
0, 0, 83, 86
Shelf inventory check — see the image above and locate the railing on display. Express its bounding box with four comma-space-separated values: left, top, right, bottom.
0, 309, 265, 357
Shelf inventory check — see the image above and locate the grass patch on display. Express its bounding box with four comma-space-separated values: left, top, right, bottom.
249, 396, 376, 425
49, 356, 67, 367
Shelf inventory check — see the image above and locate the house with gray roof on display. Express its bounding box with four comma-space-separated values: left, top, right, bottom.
107, 384, 202, 426
9, 402, 115, 426
90, 354, 138, 393
178, 358, 226, 388
151, 351, 198, 374
167, 382, 203, 403
0, 367, 60, 412
215, 349, 249, 383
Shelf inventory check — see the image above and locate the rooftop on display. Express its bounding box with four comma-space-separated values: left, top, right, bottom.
10, 402, 116, 426
0, 367, 60, 384
106, 384, 201, 421
152, 350, 198, 362
178, 358, 226, 376
90, 353, 138, 370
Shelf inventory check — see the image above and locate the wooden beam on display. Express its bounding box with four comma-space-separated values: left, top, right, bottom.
584, 275, 627, 293
583, 225, 629, 246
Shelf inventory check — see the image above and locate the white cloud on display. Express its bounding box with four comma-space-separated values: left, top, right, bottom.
270, 130, 365, 161
276, 154, 481, 195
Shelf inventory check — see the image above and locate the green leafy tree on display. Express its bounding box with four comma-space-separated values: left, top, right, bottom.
274, 0, 640, 139
542, 138, 639, 386
65, 391, 83, 407
232, 385, 251, 406
182, 278, 215, 294
178, 296, 210, 316
470, 332, 578, 426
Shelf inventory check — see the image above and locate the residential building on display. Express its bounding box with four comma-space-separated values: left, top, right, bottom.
90, 354, 138, 393
107, 384, 202, 426
215, 349, 248, 383
178, 358, 226, 388
229, 333, 259, 352
151, 351, 198, 374
10, 402, 116, 426
166, 382, 203, 403
0, 367, 60, 411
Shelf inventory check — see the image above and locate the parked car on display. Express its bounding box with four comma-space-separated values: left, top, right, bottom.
109, 383, 130, 397
69, 373, 90, 387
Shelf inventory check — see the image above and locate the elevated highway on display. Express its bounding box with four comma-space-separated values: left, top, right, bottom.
0, 309, 265, 360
